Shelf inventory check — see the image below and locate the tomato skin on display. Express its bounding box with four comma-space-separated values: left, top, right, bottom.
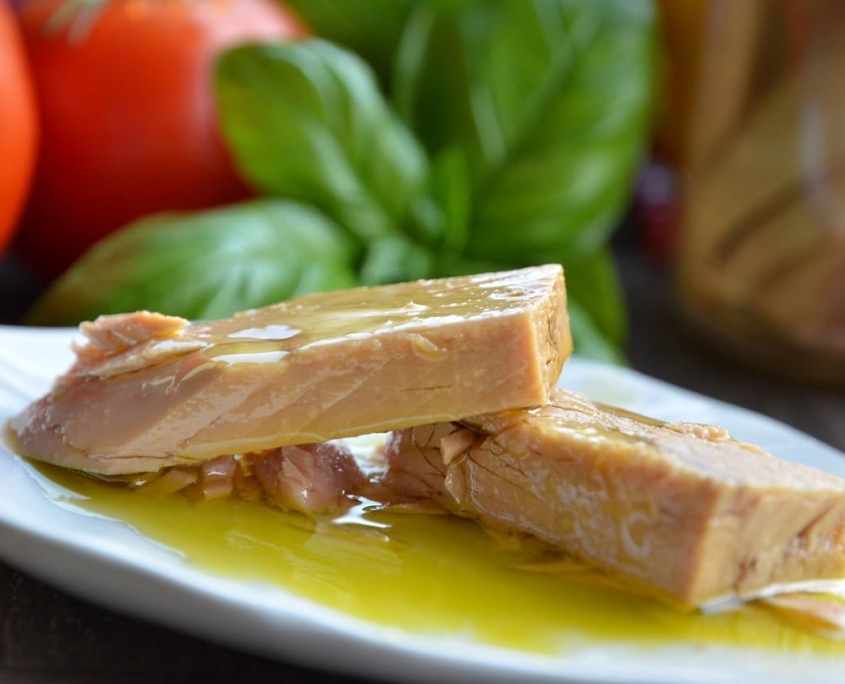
0, 0, 37, 257
15, 0, 307, 279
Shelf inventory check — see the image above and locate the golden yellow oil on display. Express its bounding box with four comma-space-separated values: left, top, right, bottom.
28, 461, 845, 657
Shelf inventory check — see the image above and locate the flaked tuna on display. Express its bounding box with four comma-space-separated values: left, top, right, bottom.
134, 441, 364, 515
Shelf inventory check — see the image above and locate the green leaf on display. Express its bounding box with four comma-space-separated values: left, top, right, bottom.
216, 40, 428, 247
562, 247, 627, 347
567, 296, 627, 366
281, 0, 415, 88
360, 234, 435, 286
409, 146, 471, 253
394, 0, 656, 265
26, 200, 358, 326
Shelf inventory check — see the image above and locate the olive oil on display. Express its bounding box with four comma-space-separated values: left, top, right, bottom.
28, 461, 845, 657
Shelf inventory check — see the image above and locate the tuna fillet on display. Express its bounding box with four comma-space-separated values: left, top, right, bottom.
381, 389, 845, 606
10, 265, 570, 474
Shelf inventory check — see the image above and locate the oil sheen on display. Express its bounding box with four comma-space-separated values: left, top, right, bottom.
30, 462, 845, 657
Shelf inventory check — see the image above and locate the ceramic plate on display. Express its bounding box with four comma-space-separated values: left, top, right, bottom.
1, 325, 844, 684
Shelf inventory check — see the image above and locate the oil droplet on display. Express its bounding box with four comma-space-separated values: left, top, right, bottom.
228, 325, 301, 341
213, 351, 289, 366
410, 334, 448, 361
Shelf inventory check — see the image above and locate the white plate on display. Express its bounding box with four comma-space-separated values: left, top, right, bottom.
1, 325, 845, 684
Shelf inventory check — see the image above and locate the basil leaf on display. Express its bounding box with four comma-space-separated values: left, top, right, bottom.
282, 0, 414, 88
562, 246, 627, 348
395, 0, 655, 265
360, 234, 435, 286
26, 200, 357, 326
410, 146, 471, 254
216, 40, 428, 246
567, 296, 627, 366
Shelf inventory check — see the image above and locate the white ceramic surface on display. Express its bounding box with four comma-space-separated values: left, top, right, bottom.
1, 325, 844, 684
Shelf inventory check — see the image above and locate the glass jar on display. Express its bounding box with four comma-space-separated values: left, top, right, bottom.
658, 0, 845, 384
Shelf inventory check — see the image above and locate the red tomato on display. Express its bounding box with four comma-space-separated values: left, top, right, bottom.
0, 0, 37, 257
15, 0, 307, 279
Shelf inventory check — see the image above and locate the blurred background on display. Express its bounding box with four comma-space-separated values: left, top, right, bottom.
1, 0, 843, 381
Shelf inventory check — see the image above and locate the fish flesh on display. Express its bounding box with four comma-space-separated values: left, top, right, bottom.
380, 389, 845, 606
133, 441, 365, 516
10, 265, 570, 474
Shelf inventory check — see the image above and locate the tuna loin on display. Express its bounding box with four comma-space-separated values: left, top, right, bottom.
381, 389, 845, 606
10, 265, 570, 474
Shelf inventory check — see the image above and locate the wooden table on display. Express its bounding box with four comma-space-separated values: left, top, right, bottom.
1, 248, 843, 683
